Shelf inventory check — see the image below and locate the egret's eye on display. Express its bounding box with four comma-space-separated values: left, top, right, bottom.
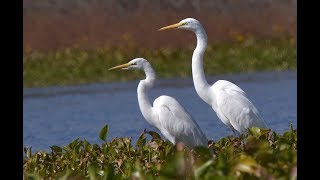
182, 22, 188, 26
131, 62, 137, 65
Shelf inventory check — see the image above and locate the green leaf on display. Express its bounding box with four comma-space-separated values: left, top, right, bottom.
24, 147, 32, 158
97, 170, 105, 176
99, 124, 109, 142
194, 160, 214, 178
50, 145, 62, 154
232, 154, 258, 175
146, 130, 161, 141
248, 127, 262, 137
67, 138, 80, 149
83, 139, 92, 151
136, 129, 146, 148
88, 163, 98, 180
57, 168, 71, 180
104, 165, 116, 180
25, 172, 41, 180
22, 124, 296, 179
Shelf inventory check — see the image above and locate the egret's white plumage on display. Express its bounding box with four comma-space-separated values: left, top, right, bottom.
159, 18, 268, 134
109, 58, 208, 147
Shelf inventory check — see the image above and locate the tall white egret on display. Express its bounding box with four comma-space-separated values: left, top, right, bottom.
159, 18, 268, 135
109, 58, 208, 148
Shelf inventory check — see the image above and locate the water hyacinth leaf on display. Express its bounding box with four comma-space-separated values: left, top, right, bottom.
277, 137, 293, 145
122, 137, 132, 149
290, 122, 294, 132
193, 146, 213, 160
83, 139, 92, 151
57, 168, 71, 180
68, 138, 80, 149
25, 172, 41, 180
92, 144, 100, 150
99, 124, 109, 142
248, 127, 262, 137
23, 124, 296, 179
290, 165, 297, 180
50, 145, 62, 154
136, 130, 146, 148
24, 147, 32, 158
203, 176, 237, 180
233, 154, 258, 175
245, 136, 268, 154
97, 170, 105, 176
104, 165, 116, 180
62, 146, 72, 153
259, 129, 271, 139
131, 171, 141, 179
164, 142, 174, 156
146, 130, 161, 141
194, 160, 214, 178
101, 143, 108, 154
74, 141, 83, 153
88, 163, 98, 180
283, 131, 294, 140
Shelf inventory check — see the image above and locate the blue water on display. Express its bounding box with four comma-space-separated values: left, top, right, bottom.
23, 71, 297, 152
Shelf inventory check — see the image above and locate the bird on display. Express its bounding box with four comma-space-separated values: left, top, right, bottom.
158, 18, 268, 135
109, 58, 208, 148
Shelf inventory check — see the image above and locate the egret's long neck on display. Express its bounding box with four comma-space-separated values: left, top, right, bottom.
137, 65, 157, 127
192, 27, 211, 104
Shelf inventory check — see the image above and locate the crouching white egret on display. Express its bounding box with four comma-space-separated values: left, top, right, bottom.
159, 18, 268, 135
109, 58, 208, 147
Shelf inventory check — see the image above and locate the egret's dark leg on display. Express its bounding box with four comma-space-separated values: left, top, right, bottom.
232, 128, 237, 136
232, 128, 241, 137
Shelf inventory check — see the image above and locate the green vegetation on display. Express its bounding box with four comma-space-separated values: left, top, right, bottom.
23, 38, 296, 88
23, 125, 297, 179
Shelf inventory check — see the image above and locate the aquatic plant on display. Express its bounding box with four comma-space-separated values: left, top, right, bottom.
23, 124, 297, 179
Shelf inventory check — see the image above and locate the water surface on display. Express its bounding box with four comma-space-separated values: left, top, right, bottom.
24, 71, 297, 151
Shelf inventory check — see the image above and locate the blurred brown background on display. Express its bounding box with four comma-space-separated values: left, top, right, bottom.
23, 0, 296, 51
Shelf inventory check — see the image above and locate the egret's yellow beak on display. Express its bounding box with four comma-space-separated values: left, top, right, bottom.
158, 22, 184, 31
108, 63, 131, 70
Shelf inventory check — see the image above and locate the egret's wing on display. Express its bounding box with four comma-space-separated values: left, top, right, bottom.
216, 83, 268, 133
154, 96, 208, 147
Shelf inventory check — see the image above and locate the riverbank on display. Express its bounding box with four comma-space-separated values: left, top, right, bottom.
23, 38, 296, 88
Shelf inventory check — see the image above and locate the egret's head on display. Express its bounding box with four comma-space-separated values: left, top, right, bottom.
108, 58, 150, 71
158, 18, 202, 32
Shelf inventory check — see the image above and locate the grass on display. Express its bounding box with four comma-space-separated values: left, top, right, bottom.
23, 37, 296, 88
23, 125, 297, 179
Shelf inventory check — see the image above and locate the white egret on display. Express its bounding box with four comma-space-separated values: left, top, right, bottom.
159, 18, 268, 135
109, 58, 208, 148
